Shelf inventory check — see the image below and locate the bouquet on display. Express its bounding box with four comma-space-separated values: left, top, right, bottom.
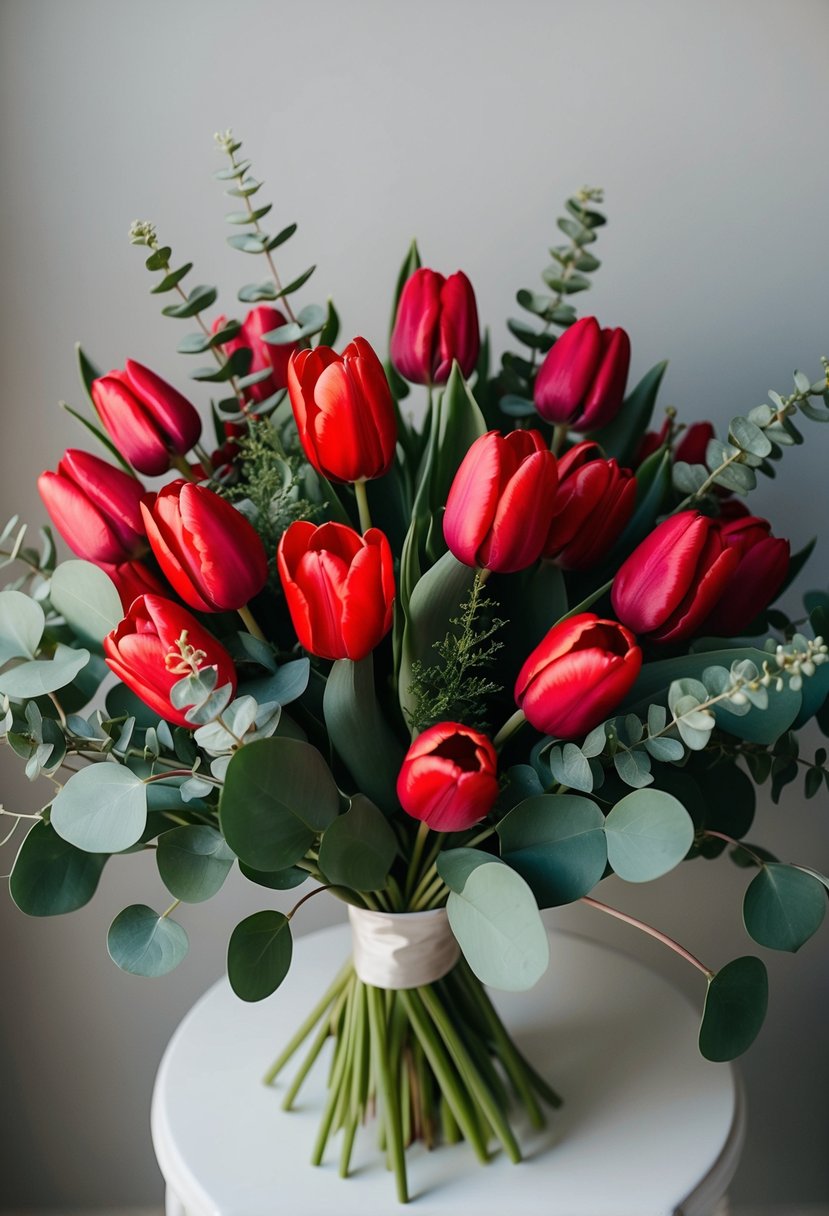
3, 131, 828, 1204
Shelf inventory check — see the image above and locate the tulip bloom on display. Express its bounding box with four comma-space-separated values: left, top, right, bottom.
38, 449, 147, 565
92, 360, 202, 477
700, 516, 790, 636
390, 267, 480, 385
611, 511, 740, 644
287, 337, 397, 483
534, 316, 631, 431
515, 613, 641, 739
674, 421, 715, 467
212, 306, 295, 403
104, 594, 237, 727
102, 559, 166, 611
443, 430, 559, 574
543, 441, 636, 569
141, 480, 268, 613
396, 722, 499, 832
277, 521, 395, 661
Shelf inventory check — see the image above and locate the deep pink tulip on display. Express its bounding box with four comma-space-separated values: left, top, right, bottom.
675, 421, 715, 467
443, 430, 559, 573
38, 449, 147, 565
700, 516, 790, 636
212, 306, 296, 403
534, 316, 630, 431
396, 722, 499, 832
101, 559, 166, 611
91, 360, 202, 476
391, 268, 480, 385
543, 441, 636, 569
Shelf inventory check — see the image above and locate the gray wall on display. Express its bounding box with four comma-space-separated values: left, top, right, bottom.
1, 0, 828, 1209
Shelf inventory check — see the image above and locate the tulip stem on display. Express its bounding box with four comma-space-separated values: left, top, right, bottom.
237, 603, 268, 643
354, 480, 373, 534
492, 709, 526, 751
404, 820, 431, 906
171, 454, 200, 482
551, 424, 569, 455
580, 896, 715, 979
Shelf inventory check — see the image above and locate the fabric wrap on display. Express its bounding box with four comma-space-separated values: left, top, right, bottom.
347, 906, 461, 989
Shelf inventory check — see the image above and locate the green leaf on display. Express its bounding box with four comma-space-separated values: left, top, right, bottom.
318, 298, 340, 347
51, 763, 147, 853
698, 956, 768, 1061
604, 788, 694, 882
608, 449, 672, 562
151, 263, 193, 294
548, 743, 594, 793
266, 222, 298, 251
219, 737, 339, 870
0, 589, 45, 663
323, 655, 405, 814
227, 909, 292, 1001
0, 644, 91, 697
238, 280, 278, 303
318, 795, 397, 890
108, 904, 189, 977
499, 394, 537, 418
156, 825, 236, 903
262, 303, 326, 345
61, 402, 135, 474
440, 852, 550, 991
613, 747, 654, 788
743, 863, 826, 952
389, 238, 421, 338
76, 342, 102, 404
589, 361, 668, 467
10, 820, 107, 916
729, 416, 773, 459
50, 560, 122, 649
225, 204, 272, 225
498, 794, 607, 906
275, 265, 316, 298
161, 284, 218, 319
239, 861, 307, 890
176, 332, 214, 355
145, 246, 172, 270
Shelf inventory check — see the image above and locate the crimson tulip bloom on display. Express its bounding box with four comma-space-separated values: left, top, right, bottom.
102, 559, 166, 611
277, 521, 395, 661
212, 306, 295, 403
396, 722, 499, 832
287, 337, 397, 483
443, 429, 559, 574
543, 441, 636, 569
104, 594, 237, 728
674, 421, 715, 467
515, 613, 641, 739
534, 316, 631, 431
611, 511, 740, 644
390, 267, 480, 385
92, 360, 202, 477
38, 449, 147, 565
141, 480, 268, 613
700, 516, 790, 636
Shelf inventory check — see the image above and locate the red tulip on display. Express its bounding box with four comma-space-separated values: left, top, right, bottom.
515, 613, 641, 739
700, 516, 790, 636
611, 511, 740, 643
634, 417, 670, 466
212, 306, 296, 403
38, 449, 147, 565
287, 337, 397, 483
104, 594, 237, 727
91, 360, 202, 476
102, 559, 166, 611
390, 268, 480, 385
675, 421, 715, 467
141, 480, 268, 613
543, 441, 636, 569
443, 430, 559, 573
534, 316, 631, 431
277, 520, 395, 661
396, 722, 498, 832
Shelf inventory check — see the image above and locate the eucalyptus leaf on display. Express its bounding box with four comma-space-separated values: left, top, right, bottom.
743, 863, 826, 952
10, 820, 107, 916
51, 763, 147, 853
156, 825, 236, 903
318, 795, 397, 890
0, 590, 45, 663
50, 560, 122, 648
498, 794, 607, 906
108, 904, 189, 977
604, 788, 694, 882
698, 956, 768, 1061
0, 644, 90, 698
227, 909, 292, 1001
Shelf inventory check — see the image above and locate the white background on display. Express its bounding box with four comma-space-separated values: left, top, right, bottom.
0, 0, 827, 1209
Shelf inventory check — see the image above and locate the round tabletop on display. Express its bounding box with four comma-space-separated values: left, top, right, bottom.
152, 924, 744, 1216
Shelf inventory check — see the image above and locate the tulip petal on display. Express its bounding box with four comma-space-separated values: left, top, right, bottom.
479, 450, 558, 573
612, 512, 709, 635
443, 432, 503, 567
92, 375, 170, 476
534, 316, 601, 426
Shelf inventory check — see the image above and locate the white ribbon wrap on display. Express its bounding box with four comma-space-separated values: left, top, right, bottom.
348, 906, 460, 990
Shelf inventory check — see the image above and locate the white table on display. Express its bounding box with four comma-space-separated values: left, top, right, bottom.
152, 925, 744, 1215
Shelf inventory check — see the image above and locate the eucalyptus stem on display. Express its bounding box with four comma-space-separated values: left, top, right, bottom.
581, 895, 714, 979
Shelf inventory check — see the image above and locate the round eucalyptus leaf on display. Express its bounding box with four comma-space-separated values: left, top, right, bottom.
10, 820, 107, 916
156, 825, 236, 903
227, 910, 293, 1002
743, 863, 826, 952
318, 795, 397, 891
0, 589, 45, 663
51, 763, 147, 854
107, 904, 189, 977
50, 560, 123, 648
239, 861, 307, 891
604, 788, 694, 882
0, 644, 90, 698
699, 956, 768, 1062
498, 794, 608, 907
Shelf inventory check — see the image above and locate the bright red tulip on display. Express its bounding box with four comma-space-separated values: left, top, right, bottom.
102, 559, 166, 611
91, 360, 202, 477
277, 520, 395, 661
515, 613, 641, 739
700, 516, 790, 636
396, 722, 498, 832
443, 430, 559, 574
38, 449, 147, 565
141, 480, 268, 613
611, 511, 740, 643
534, 316, 631, 431
543, 441, 636, 569
287, 337, 397, 483
212, 306, 295, 403
390, 268, 480, 385
104, 594, 237, 727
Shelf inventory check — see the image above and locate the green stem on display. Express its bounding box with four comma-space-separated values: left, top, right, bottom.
367, 984, 409, 1203
551, 423, 569, 455
263, 960, 352, 1085
559, 576, 614, 621
492, 709, 526, 751
404, 819, 431, 905
237, 602, 268, 643
354, 479, 373, 534
171, 453, 200, 482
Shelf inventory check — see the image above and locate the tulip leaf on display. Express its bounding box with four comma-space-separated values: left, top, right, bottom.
608, 449, 672, 562
603, 788, 694, 882
497, 794, 607, 906
389, 237, 422, 338
107, 904, 189, 977
589, 360, 668, 467
742, 863, 826, 952
439, 851, 550, 991
156, 825, 236, 903
324, 655, 406, 814
227, 910, 293, 1002
0, 589, 45, 664
75, 342, 103, 404
51, 763, 148, 854
698, 956, 768, 1061
0, 644, 91, 698
10, 820, 108, 916
50, 560, 123, 649
318, 795, 398, 891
